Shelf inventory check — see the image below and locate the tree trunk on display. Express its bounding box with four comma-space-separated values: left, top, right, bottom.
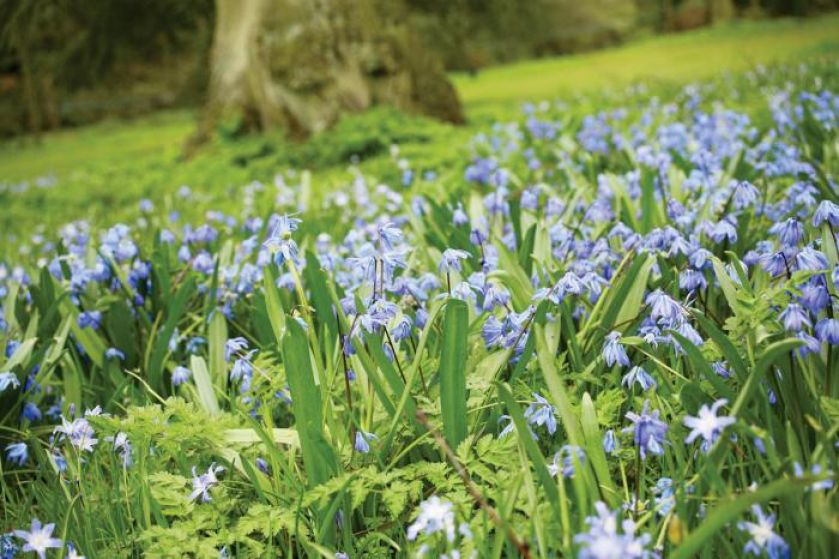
189, 0, 463, 151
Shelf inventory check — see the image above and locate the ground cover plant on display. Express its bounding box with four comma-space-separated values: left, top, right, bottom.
1, 24, 839, 559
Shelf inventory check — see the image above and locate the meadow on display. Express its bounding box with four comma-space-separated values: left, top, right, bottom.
1, 15, 838, 559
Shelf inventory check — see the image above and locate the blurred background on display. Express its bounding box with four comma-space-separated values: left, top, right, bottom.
1, 0, 837, 138
0, 0, 837, 243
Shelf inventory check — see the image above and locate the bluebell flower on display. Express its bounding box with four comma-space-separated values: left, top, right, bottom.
549, 445, 586, 478
795, 246, 828, 272
708, 218, 738, 244
779, 303, 810, 331
406, 496, 455, 542
621, 366, 656, 391
712, 361, 732, 379
602, 331, 630, 368
0, 372, 20, 392
263, 215, 301, 265
0, 532, 19, 559
603, 429, 618, 454
623, 400, 668, 460
172, 366, 192, 386
66, 542, 85, 559
793, 462, 834, 491
574, 501, 652, 559
815, 318, 839, 344
771, 218, 804, 247
652, 477, 676, 516
645, 290, 684, 324
737, 505, 789, 559
390, 316, 412, 342
452, 203, 468, 226
12, 519, 62, 559
77, 310, 102, 330
107, 432, 133, 467
5, 442, 27, 466
105, 347, 125, 361
354, 430, 377, 454
438, 248, 470, 274
679, 269, 707, 292
812, 200, 839, 227
189, 463, 224, 502
224, 337, 249, 362
732, 180, 759, 209
54, 417, 98, 452
683, 398, 736, 452
798, 279, 829, 314
524, 393, 558, 436
21, 402, 41, 422
186, 336, 206, 354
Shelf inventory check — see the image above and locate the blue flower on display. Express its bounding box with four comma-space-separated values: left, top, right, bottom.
771, 218, 804, 247
189, 463, 224, 502
812, 199, 839, 227
263, 215, 301, 265
737, 505, 789, 559
54, 417, 98, 452
0, 372, 20, 393
683, 398, 736, 452
21, 402, 41, 422
12, 518, 62, 559
623, 400, 668, 460
645, 290, 684, 324
77, 310, 102, 330
172, 366, 192, 386
0, 532, 19, 559
549, 445, 586, 478
438, 248, 470, 273
815, 318, 839, 344
105, 347, 126, 361
354, 430, 377, 454
602, 430, 619, 454
779, 303, 810, 331
224, 337, 249, 362
574, 502, 652, 559
602, 331, 630, 368
621, 366, 656, 391
732, 180, 759, 209
524, 392, 558, 436
406, 496, 455, 542
5, 442, 28, 466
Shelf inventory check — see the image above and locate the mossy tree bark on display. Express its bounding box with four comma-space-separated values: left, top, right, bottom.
190, 0, 463, 150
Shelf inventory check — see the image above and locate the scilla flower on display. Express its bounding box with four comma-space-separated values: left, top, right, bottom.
354, 430, 377, 454
737, 505, 789, 559
13, 519, 62, 559
624, 400, 668, 460
189, 463, 224, 502
406, 496, 456, 542
602, 331, 630, 367
684, 399, 735, 452
438, 248, 470, 273
524, 392, 557, 436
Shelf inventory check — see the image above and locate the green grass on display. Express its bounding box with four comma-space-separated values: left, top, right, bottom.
0, 14, 837, 242
454, 15, 839, 109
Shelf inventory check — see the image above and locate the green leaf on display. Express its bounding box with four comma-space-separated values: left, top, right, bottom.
208, 311, 228, 389
439, 299, 468, 447
148, 277, 195, 390
282, 319, 338, 488
190, 355, 220, 416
